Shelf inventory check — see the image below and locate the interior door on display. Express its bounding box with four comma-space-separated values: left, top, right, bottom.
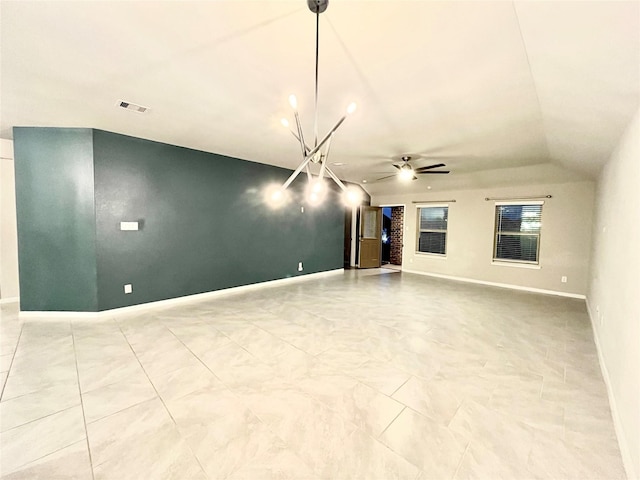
359, 206, 382, 268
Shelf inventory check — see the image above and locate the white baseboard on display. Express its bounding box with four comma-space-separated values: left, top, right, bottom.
19, 269, 344, 320
401, 269, 586, 299
0, 297, 19, 305
585, 299, 637, 480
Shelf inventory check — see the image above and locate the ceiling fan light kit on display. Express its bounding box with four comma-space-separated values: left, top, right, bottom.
377, 155, 451, 183
266, 0, 361, 209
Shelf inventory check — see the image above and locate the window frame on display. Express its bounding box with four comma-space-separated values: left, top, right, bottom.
415, 204, 449, 257
492, 201, 543, 266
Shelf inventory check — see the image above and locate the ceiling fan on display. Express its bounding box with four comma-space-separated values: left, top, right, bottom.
376, 155, 450, 182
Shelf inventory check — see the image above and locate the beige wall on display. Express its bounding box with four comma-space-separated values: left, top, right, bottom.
372, 180, 595, 297
588, 110, 639, 479
0, 138, 19, 301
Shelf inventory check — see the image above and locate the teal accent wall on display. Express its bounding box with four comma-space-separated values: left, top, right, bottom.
92, 130, 343, 310
12, 127, 344, 312
13, 128, 99, 311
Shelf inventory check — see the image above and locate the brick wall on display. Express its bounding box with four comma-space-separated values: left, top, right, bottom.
390, 206, 404, 265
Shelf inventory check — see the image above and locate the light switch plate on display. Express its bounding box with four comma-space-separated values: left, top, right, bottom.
120, 221, 139, 231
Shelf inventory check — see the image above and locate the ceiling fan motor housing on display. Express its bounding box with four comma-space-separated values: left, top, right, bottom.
307, 0, 328, 14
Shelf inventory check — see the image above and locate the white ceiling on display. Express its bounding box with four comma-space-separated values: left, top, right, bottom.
1, 1, 638, 195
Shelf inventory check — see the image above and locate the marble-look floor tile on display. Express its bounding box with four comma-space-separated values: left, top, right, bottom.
392, 375, 464, 425
267, 396, 361, 474
82, 376, 157, 424
74, 341, 133, 370
1, 353, 14, 373
379, 407, 467, 479
1, 365, 79, 402
168, 324, 231, 357
87, 397, 203, 478
135, 342, 202, 377
93, 440, 205, 480
9, 346, 76, 378
170, 386, 284, 478
197, 342, 276, 389
77, 355, 146, 394
0, 381, 80, 432
453, 440, 534, 479
149, 361, 223, 402
0, 405, 86, 475
1, 439, 92, 480
320, 381, 405, 437
226, 447, 318, 480
488, 393, 564, 434
347, 359, 412, 396
166, 384, 243, 429
0, 371, 8, 393
315, 428, 421, 480
448, 399, 535, 466
527, 429, 626, 480
0, 271, 625, 479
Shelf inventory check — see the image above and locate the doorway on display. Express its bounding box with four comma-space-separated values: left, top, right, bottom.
359, 206, 383, 268
381, 206, 404, 267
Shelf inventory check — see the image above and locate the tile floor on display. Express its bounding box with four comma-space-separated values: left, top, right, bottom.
0, 269, 627, 479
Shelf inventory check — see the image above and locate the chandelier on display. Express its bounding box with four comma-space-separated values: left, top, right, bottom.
266, 0, 362, 208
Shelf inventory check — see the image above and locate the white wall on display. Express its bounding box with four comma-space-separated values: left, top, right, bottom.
373, 180, 595, 297
588, 110, 639, 480
0, 138, 20, 301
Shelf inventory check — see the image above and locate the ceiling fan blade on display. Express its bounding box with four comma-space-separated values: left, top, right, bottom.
414, 163, 445, 172
392, 164, 402, 170
417, 170, 450, 174
375, 174, 398, 181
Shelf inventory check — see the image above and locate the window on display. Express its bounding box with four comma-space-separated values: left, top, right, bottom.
417, 205, 448, 255
493, 203, 542, 264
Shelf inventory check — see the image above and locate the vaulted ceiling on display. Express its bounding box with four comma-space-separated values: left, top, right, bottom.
1, 1, 638, 194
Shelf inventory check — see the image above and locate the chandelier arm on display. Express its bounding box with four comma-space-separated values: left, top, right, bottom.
293, 110, 308, 158
281, 155, 314, 190
318, 153, 328, 182
305, 164, 313, 181
305, 114, 347, 160
288, 130, 311, 155
323, 132, 333, 163
324, 165, 348, 191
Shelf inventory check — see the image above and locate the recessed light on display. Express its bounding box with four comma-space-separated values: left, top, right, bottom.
117, 100, 149, 114
362, 180, 367, 183
427, 186, 432, 190
332, 162, 346, 166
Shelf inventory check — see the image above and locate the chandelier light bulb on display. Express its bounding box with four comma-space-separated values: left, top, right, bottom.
289, 94, 298, 109
347, 102, 357, 115
281, 118, 289, 128
264, 184, 288, 208
305, 178, 327, 206
342, 186, 363, 207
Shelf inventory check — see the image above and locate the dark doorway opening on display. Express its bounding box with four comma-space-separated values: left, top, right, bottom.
382, 207, 392, 264
382, 206, 404, 266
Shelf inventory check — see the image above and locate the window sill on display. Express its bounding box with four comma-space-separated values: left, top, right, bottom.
491, 261, 540, 270
415, 252, 447, 259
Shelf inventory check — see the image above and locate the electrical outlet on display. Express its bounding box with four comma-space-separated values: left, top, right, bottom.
298, 262, 303, 271
124, 284, 132, 294
561, 276, 567, 283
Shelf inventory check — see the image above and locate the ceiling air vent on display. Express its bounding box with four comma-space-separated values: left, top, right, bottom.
117, 100, 149, 114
